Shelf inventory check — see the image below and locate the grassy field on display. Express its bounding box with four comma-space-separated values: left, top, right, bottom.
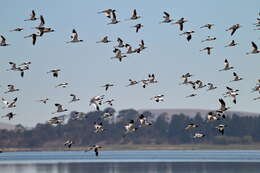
2, 144, 260, 152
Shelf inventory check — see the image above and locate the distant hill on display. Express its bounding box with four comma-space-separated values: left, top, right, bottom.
139, 108, 260, 118
0, 122, 15, 130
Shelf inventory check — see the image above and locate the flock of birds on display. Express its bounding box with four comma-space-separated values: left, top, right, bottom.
0, 9, 260, 156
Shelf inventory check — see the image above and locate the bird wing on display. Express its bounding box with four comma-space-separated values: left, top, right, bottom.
133, 9, 137, 17
32, 34, 37, 45
252, 41, 258, 50
163, 11, 170, 18
39, 15, 45, 27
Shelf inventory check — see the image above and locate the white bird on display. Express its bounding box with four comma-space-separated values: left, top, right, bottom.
69, 94, 80, 103
151, 94, 164, 102
111, 49, 127, 62
224, 87, 239, 104
1, 112, 16, 120
0, 35, 10, 46
47, 69, 61, 78
89, 95, 104, 111
219, 59, 234, 71
2, 97, 18, 109
123, 120, 137, 137
52, 104, 68, 114
207, 83, 217, 91
246, 41, 260, 55
66, 29, 83, 43
194, 80, 206, 89
193, 133, 205, 138
230, 72, 243, 82
64, 140, 74, 148
216, 124, 227, 135
160, 11, 173, 23
4, 85, 19, 94
24, 10, 38, 21
55, 82, 68, 88
94, 122, 105, 133
185, 123, 198, 130
217, 98, 230, 113
138, 114, 152, 127
207, 112, 219, 122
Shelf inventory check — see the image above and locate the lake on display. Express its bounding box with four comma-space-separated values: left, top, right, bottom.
0, 150, 260, 173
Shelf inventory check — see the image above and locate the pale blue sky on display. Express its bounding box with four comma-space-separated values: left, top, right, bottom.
0, 0, 259, 126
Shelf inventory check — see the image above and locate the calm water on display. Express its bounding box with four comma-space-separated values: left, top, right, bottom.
0, 150, 260, 173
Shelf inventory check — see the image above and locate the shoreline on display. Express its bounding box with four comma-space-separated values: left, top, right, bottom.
1, 144, 260, 152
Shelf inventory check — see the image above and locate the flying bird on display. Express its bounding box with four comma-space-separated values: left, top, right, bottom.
230, 72, 243, 82
0, 35, 10, 46
200, 24, 214, 29
66, 29, 83, 43
219, 59, 234, 71
160, 11, 173, 23
96, 36, 111, 43
69, 94, 80, 103
2, 97, 17, 109
85, 145, 102, 157
47, 69, 61, 78
24, 33, 39, 45
132, 24, 143, 33
126, 9, 141, 20
52, 104, 68, 114
4, 85, 19, 94
225, 40, 238, 47
173, 17, 188, 31
246, 42, 259, 55
226, 24, 241, 36
200, 47, 213, 55
24, 10, 38, 21
1, 112, 16, 120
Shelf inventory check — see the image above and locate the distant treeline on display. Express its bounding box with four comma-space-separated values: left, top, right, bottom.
1, 108, 260, 148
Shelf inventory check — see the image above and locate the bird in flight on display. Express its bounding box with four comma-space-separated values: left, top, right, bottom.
246, 42, 259, 55
66, 29, 83, 43
24, 10, 38, 21
0, 35, 10, 46
226, 24, 241, 36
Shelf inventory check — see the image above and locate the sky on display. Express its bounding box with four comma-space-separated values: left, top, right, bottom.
0, 0, 259, 126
